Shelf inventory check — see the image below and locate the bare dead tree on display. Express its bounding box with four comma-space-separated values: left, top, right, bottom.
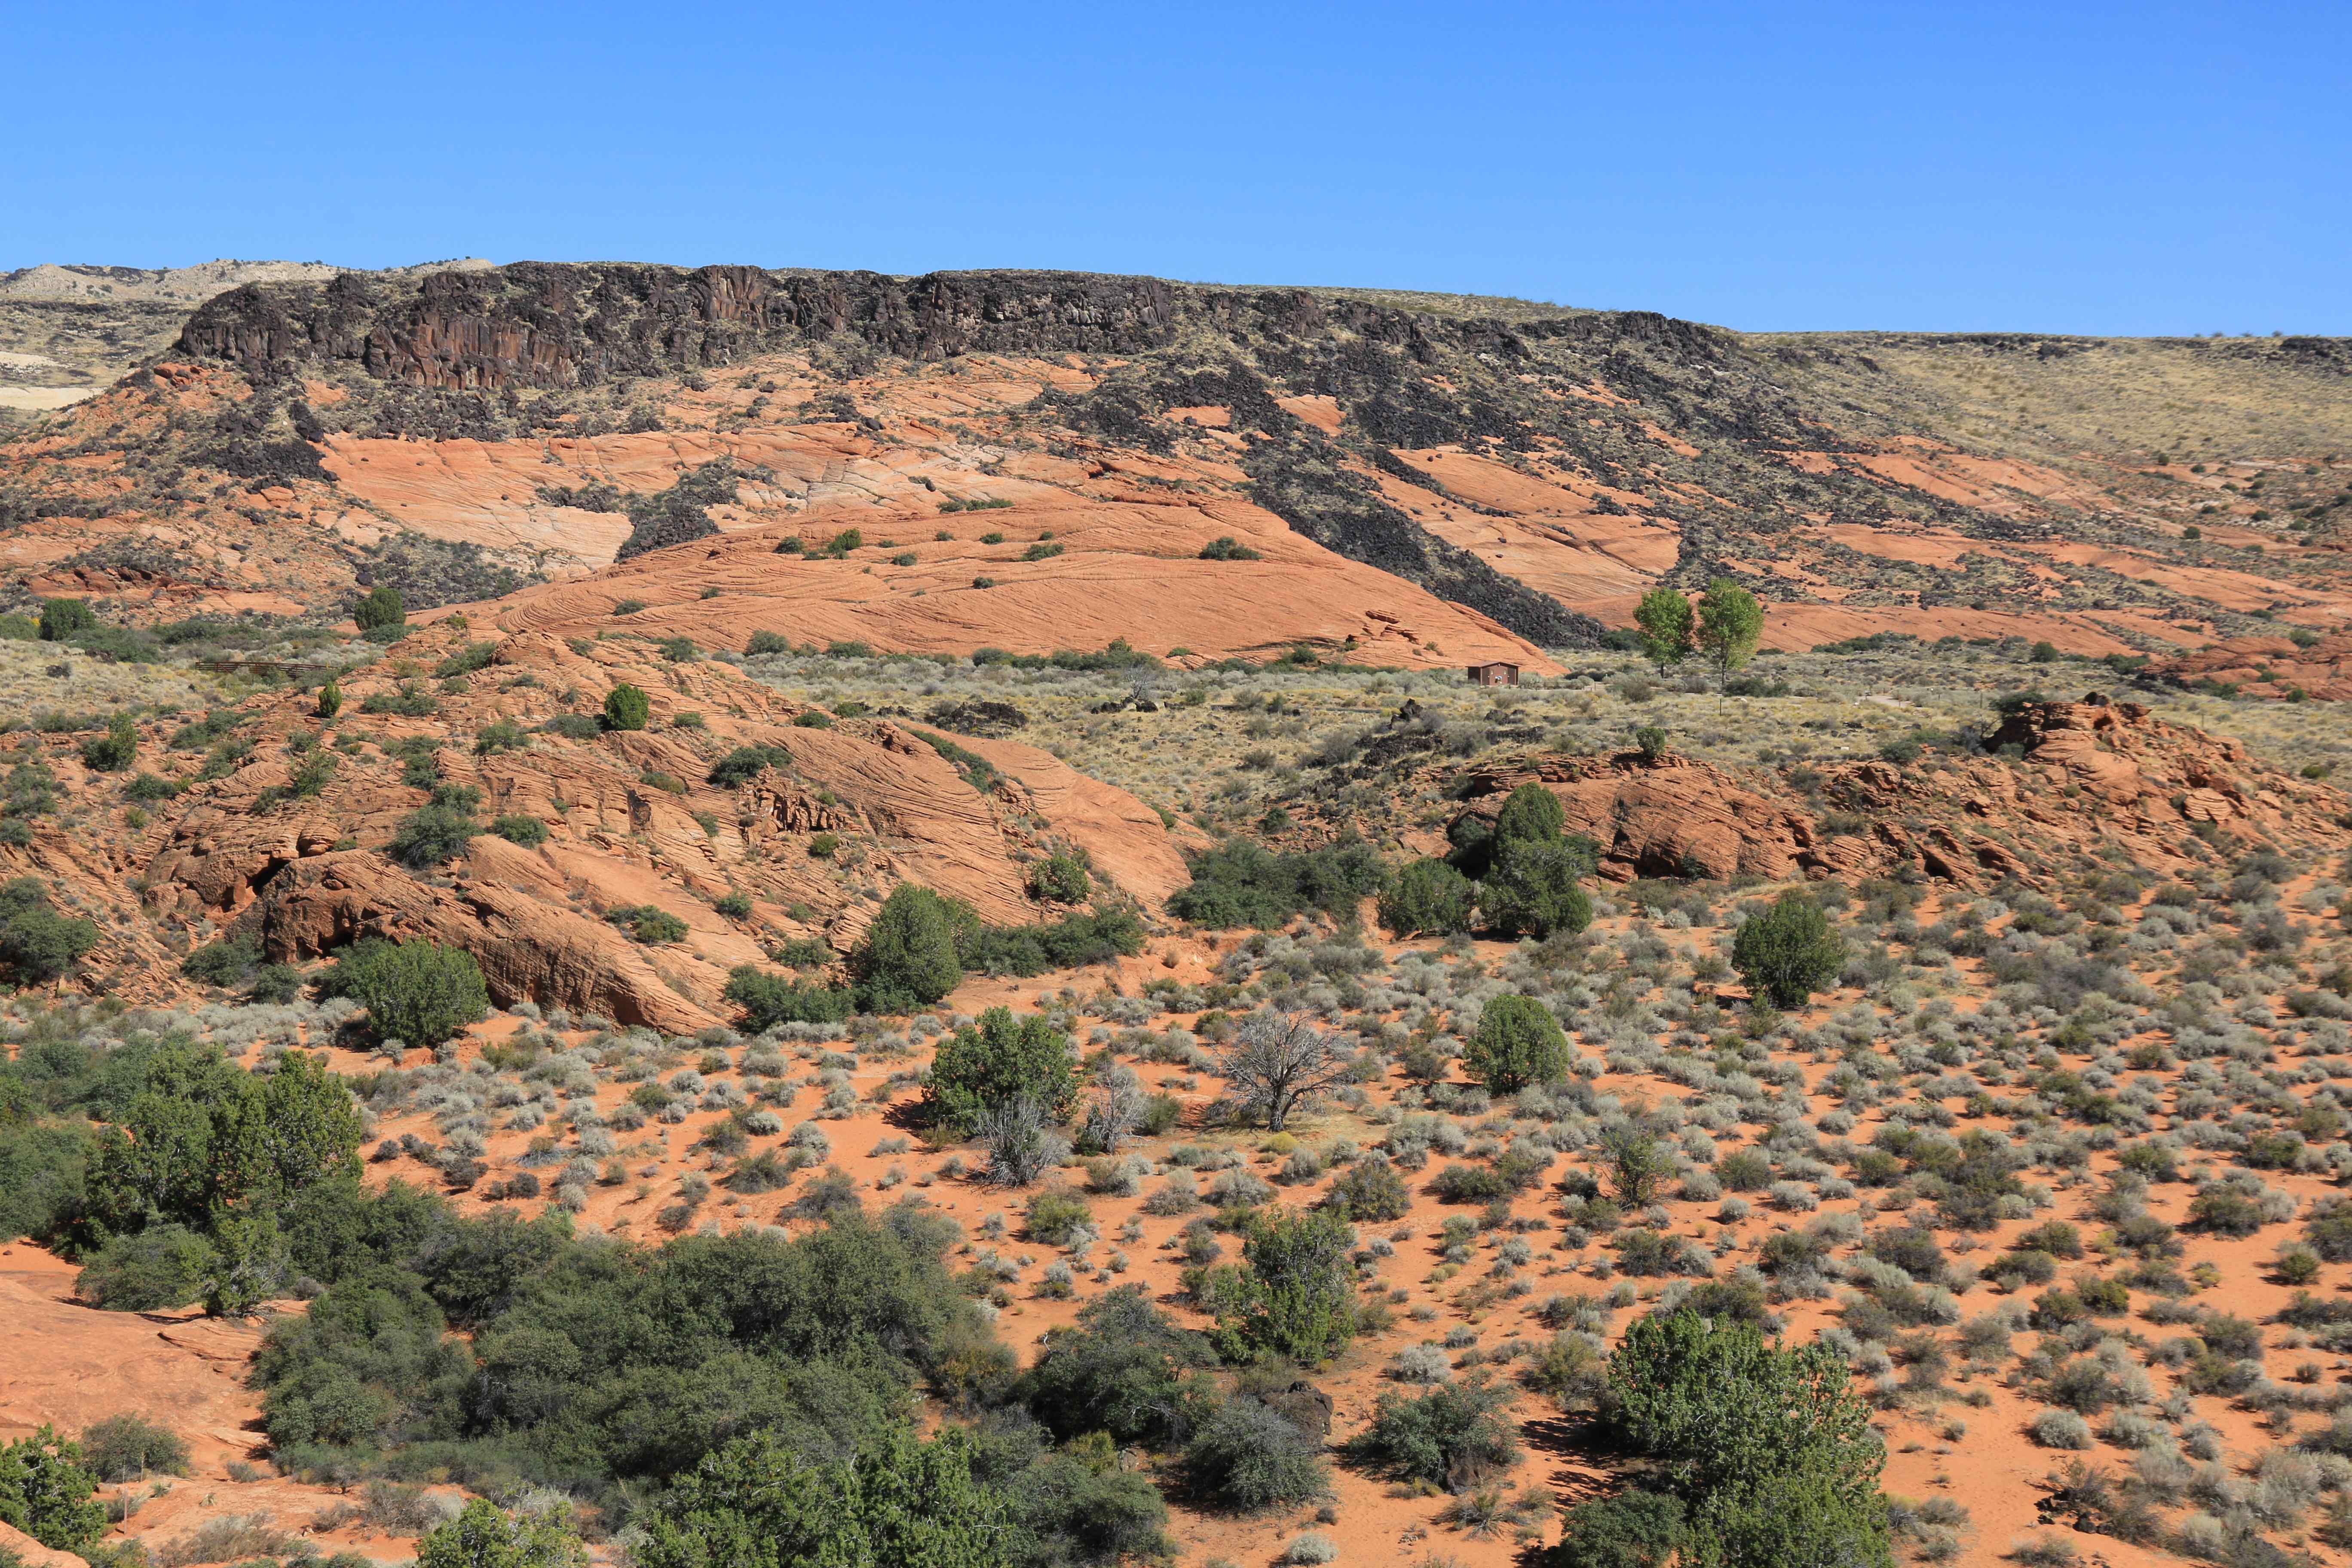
1217, 1011, 1351, 1132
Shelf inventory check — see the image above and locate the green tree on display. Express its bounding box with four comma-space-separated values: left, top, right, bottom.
1732, 892, 1845, 1008
316, 681, 343, 719
1632, 588, 1694, 671
79, 714, 138, 773
1694, 578, 1765, 695
1378, 857, 1476, 937
633, 1427, 1011, 1568
353, 586, 406, 634
1492, 783, 1565, 848
38, 599, 98, 642
0, 879, 101, 983
603, 683, 651, 731
855, 884, 964, 1012
1594, 1309, 1888, 1568
1462, 995, 1571, 1092
0, 1425, 106, 1552
340, 940, 490, 1046
1020, 1284, 1211, 1447
924, 1006, 1075, 1133
416, 1498, 589, 1568
1206, 1207, 1357, 1365
1480, 840, 1594, 939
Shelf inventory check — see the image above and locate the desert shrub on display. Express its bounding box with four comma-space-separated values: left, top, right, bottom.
74, 1225, 217, 1310
491, 814, 548, 846
977, 1097, 1071, 1187
1326, 1158, 1411, 1222
1168, 839, 1386, 929
707, 745, 793, 787
1380, 858, 1476, 937
333, 939, 489, 1046
0, 880, 100, 983
1199, 536, 1262, 560
2030, 1410, 2093, 1449
390, 804, 479, 867
1026, 851, 1091, 905
1462, 995, 1571, 1091
723, 966, 854, 1028
1185, 1398, 1330, 1511
415, 1496, 586, 1568
602, 683, 650, 731
79, 1415, 189, 1482
1025, 1188, 1094, 1246
78, 714, 138, 773
2306, 1200, 2352, 1262
1346, 1374, 1519, 1492
925, 1007, 1077, 1133
1732, 894, 1845, 1008
631, 1427, 1004, 1568
37, 599, 98, 641
352, 587, 405, 633
1021, 1284, 1211, 1447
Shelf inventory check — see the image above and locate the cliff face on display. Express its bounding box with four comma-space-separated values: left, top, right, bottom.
177, 265, 1185, 389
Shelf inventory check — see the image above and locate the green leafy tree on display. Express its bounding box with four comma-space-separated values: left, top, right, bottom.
0, 879, 101, 982
602, 683, 651, 731
0, 1425, 106, 1552
1590, 1309, 1889, 1568
1462, 995, 1571, 1092
340, 940, 490, 1046
1020, 1284, 1210, 1447
633, 1427, 1011, 1568
1378, 857, 1476, 937
1632, 588, 1694, 671
1493, 783, 1565, 848
416, 1498, 589, 1568
1694, 578, 1765, 694
855, 884, 964, 1012
316, 681, 343, 719
924, 1006, 1075, 1133
38, 599, 98, 642
1480, 841, 1594, 939
1732, 892, 1845, 1008
1206, 1207, 1356, 1365
353, 586, 406, 634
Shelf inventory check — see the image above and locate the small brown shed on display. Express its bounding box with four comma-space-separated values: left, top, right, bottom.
1466, 661, 1521, 686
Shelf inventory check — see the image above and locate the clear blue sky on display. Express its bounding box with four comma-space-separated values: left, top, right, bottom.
8, 0, 2346, 333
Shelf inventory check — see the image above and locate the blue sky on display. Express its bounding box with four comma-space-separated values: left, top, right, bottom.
7, 0, 2345, 333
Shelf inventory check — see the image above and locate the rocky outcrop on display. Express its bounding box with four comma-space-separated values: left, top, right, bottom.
245, 851, 725, 1033
1446, 694, 2346, 894
1455, 751, 1820, 882
5, 625, 1197, 1019
177, 265, 1183, 387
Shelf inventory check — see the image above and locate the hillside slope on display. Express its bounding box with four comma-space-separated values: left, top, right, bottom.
0, 264, 2346, 671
